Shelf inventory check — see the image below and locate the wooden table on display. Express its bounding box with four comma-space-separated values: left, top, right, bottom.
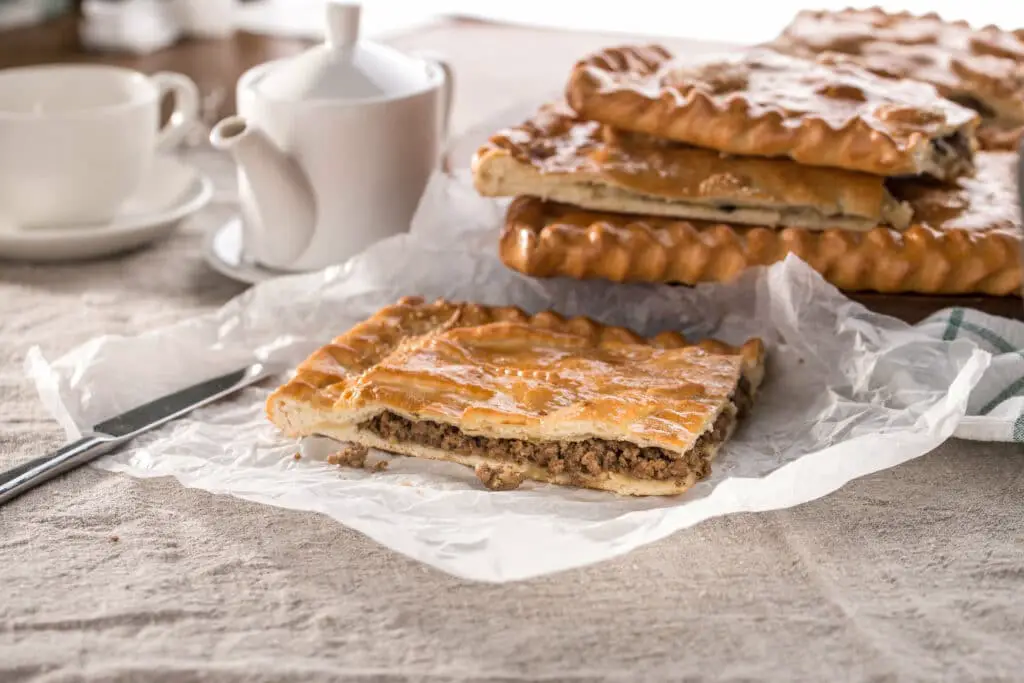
0, 15, 1020, 325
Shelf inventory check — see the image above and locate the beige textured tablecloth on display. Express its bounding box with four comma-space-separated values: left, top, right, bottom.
2, 23, 1023, 683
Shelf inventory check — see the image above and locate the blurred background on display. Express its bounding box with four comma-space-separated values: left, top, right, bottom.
243, 0, 1023, 42
1, 1, 1020, 150
1, 0, 1021, 43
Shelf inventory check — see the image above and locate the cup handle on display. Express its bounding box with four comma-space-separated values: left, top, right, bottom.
150, 71, 201, 152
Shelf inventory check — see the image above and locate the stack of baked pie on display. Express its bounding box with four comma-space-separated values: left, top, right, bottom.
475, 8, 1023, 297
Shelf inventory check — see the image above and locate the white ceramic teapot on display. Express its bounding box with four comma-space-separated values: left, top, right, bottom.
210, 1, 452, 272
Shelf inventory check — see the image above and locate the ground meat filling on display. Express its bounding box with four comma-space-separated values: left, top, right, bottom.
733, 376, 753, 417
930, 131, 974, 176
358, 381, 751, 482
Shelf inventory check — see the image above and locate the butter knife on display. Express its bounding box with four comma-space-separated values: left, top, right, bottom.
0, 362, 279, 506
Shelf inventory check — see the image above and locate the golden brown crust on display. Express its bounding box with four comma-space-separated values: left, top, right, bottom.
565, 45, 979, 179
272, 297, 760, 404
768, 7, 1024, 129
266, 298, 766, 495
271, 296, 764, 412
499, 153, 1021, 296
976, 122, 1023, 151
472, 103, 912, 230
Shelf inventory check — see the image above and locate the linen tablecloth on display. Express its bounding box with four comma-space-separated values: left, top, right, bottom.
2, 23, 1022, 682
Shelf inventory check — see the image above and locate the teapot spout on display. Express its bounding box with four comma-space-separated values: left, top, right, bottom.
210, 116, 316, 268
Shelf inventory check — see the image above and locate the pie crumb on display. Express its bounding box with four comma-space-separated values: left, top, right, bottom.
370, 459, 389, 473
327, 443, 369, 468
110, 535, 120, 543
475, 463, 525, 491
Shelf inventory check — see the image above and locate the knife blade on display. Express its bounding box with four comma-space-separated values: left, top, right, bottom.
0, 361, 280, 506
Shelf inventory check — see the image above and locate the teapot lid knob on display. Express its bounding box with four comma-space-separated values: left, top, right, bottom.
326, 1, 360, 49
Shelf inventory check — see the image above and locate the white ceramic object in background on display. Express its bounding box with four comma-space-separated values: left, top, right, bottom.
173, 0, 236, 38
203, 217, 282, 285
0, 64, 200, 229
79, 0, 182, 54
209, 1, 453, 272
0, 156, 213, 262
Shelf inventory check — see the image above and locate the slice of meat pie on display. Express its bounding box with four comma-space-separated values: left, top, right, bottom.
473, 103, 912, 231
565, 45, 979, 179
267, 297, 765, 496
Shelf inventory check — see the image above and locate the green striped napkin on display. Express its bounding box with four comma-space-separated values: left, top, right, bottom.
918, 307, 1024, 442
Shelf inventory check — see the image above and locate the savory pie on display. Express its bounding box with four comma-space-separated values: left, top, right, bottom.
266, 297, 765, 496
499, 152, 1022, 296
767, 8, 1024, 128
473, 102, 912, 231
565, 45, 980, 179
767, 8, 1024, 153
975, 122, 1023, 152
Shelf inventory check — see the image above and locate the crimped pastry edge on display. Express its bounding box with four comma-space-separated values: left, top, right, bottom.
500, 197, 1023, 297
977, 122, 1024, 151
768, 6, 1024, 127
565, 44, 980, 179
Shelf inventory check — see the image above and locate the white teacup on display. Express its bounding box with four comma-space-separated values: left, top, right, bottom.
0, 64, 200, 229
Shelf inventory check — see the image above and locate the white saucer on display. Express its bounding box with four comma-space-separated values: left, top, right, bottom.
0, 156, 213, 263
203, 216, 293, 285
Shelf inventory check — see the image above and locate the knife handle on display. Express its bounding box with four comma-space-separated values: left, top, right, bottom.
0, 434, 118, 506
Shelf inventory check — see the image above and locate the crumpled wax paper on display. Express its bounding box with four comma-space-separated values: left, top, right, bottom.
25, 168, 991, 582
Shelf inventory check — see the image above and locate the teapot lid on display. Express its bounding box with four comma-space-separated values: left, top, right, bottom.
254, 2, 436, 103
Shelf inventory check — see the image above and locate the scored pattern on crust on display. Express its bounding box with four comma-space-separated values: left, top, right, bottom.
500, 194, 1022, 297
269, 296, 765, 418
565, 45, 979, 178
471, 102, 912, 230
767, 7, 1024, 130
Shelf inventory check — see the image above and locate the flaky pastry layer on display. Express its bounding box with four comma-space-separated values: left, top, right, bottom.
500, 151, 1021, 296
267, 298, 765, 496
473, 103, 912, 231
565, 45, 979, 179
767, 7, 1024, 129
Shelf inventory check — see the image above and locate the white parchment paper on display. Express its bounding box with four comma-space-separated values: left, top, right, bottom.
26, 168, 991, 582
